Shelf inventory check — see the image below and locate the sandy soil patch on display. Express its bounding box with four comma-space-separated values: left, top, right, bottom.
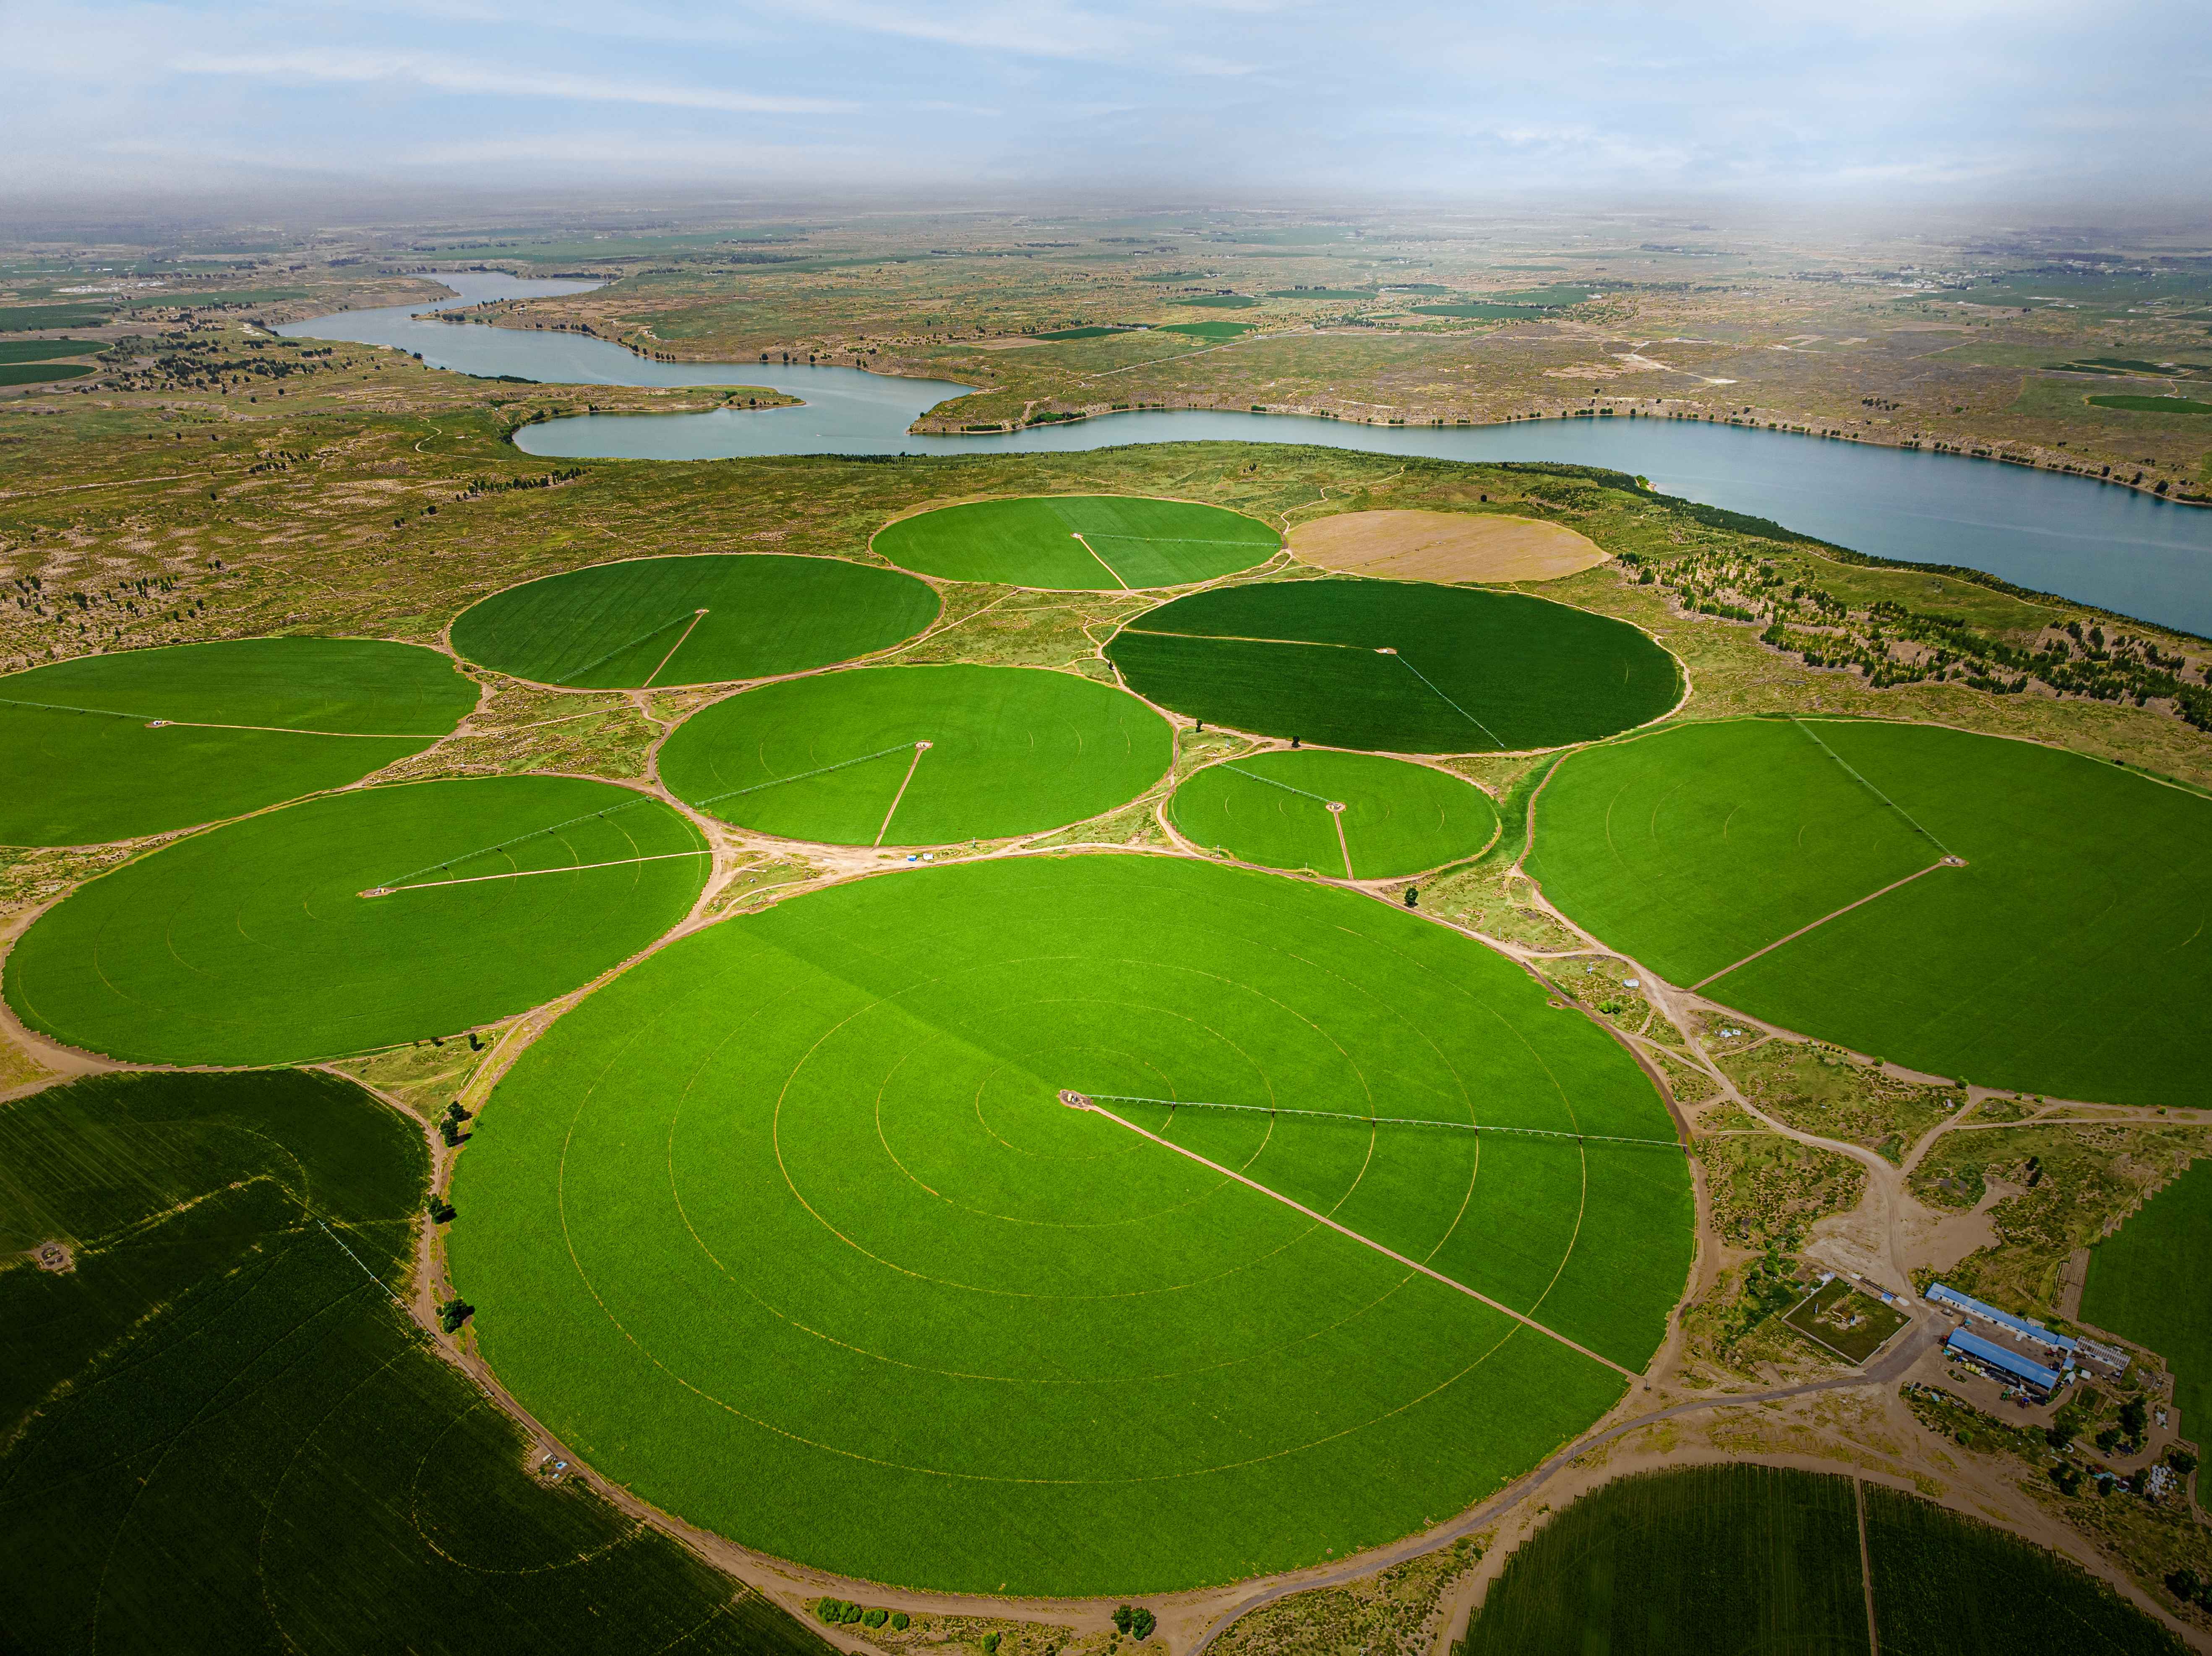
1289, 510, 1609, 584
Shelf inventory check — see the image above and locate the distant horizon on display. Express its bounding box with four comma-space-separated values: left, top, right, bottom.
6, 0, 2209, 209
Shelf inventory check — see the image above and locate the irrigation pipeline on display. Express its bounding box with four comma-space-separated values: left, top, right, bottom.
553, 609, 701, 686
1385, 652, 1505, 750
366, 793, 680, 893
0, 694, 422, 739
1218, 763, 1340, 807
1790, 718, 1962, 862
1079, 1094, 1682, 1151
693, 741, 921, 807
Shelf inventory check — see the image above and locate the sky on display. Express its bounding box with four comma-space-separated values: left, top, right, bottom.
5, 0, 2210, 207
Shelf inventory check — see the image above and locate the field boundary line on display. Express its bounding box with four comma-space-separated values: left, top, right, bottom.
640, 609, 710, 688
1854, 1478, 1881, 1655
1069, 531, 1132, 590
0, 694, 434, 740
1691, 858, 1952, 990
370, 849, 712, 896
1390, 654, 1504, 748
1084, 1094, 1683, 1151
552, 609, 697, 686
693, 742, 915, 807
1331, 807, 1354, 880
1073, 1096, 1638, 1377
874, 742, 931, 847
1792, 718, 1959, 859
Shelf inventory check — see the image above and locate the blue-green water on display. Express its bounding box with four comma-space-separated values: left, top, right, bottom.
282, 275, 2212, 636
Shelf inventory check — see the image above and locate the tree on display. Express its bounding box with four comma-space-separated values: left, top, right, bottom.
1113, 1607, 1134, 1636
1131, 1609, 1156, 1642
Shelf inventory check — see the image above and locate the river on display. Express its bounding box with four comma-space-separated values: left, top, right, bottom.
281, 274, 2212, 637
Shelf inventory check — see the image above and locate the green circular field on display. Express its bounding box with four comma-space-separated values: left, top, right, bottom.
658, 664, 1172, 846
874, 495, 1281, 590
5, 776, 709, 1065
447, 854, 1691, 1597
1527, 717, 2212, 1108
1106, 580, 1681, 752
449, 554, 939, 688
0, 637, 474, 846
1172, 750, 1498, 878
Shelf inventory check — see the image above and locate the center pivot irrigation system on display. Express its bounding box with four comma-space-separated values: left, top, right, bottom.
1058, 1090, 1666, 1380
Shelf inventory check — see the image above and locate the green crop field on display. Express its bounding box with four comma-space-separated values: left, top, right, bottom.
1170, 295, 1262, 308
659, 664, 1172, 845
1170, 750, 1497, 877
449, 854, 1689, 1596
1528, 718, 2212, 1107
1158, 320, 1256, 340
0, 338, 101, 363
1411, 304, 1546, 320
0, 637, 475, 845
1863, 1482, 2186, 1653
2084, 1161, 2212, 1428
1462, 1465, 2182, 1655
873, 495, 1280, 589
5, 775, 708, 1064
0, 304, 111, 331
1465, 1464, 1870, 1653
1034, 326, 1139, 340
1107, 581, 1682, 753
0, 1069, 835, 1656
449, 553, 939, 687
0, 362, 95, 385
1487, 286, 1600, 307
1268, 289, 1375, 299
2087, 394, 2212, 414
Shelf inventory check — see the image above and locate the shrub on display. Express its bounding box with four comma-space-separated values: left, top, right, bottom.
816, 1601, 847, 1625
891, 1613, 910, 1631
841, 1604, 866, 1625
864, 1609, 888, 1628
981, 1635, 999, 1653
1131, 1609, 1156, 1641
1113, 1607, 1133, 1636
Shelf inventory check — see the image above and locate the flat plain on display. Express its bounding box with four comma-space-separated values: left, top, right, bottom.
7, 775, 709, 1064
449, 552, 939, 687
873, 495, 1281, 590
2082, 1160, 2212, 1428
1107, 579, 1682, 752
0, 637, 475, 845
0, 1069, 832, 1656
1529, 718, 2212, 1106
658, 663, 1173, 845
449, 854, 1690, 1597
1169, 749, 1498, 877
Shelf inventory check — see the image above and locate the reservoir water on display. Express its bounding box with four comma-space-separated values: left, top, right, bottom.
283, 275, 2212, 637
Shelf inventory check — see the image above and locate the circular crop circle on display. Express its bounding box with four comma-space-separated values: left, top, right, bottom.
1171, 750, 1498, 877
4, 776, 709, 1065
1107, 579, 1682, 752
658, 664, 1172, 846
1528, 716, 2212, 1109
1288, 510, 1609, 584
449, 555, 939, 688
0, 637, 475, 847
874, 495, 1281, 590
448, 854, 1690, 1596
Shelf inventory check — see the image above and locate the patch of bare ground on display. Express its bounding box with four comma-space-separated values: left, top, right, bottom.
1288, 509, 1608, 583
1205, 1538, 1482, 1656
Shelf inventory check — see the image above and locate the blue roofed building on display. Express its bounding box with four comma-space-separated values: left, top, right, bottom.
1945, 1327, 2061, 1401
1927, 1283, 2076, 1357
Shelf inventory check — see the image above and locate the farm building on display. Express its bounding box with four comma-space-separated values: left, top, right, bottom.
1946, 1327, 2061, 1401
1927, 1283, 2077, 1358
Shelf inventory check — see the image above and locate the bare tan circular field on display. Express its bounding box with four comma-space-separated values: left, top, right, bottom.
1289, 510, 1610, 583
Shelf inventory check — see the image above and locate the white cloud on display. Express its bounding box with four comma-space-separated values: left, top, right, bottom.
172, 47, 855, 115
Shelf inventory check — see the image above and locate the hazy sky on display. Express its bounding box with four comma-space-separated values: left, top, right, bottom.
8, 0, 2209, 204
